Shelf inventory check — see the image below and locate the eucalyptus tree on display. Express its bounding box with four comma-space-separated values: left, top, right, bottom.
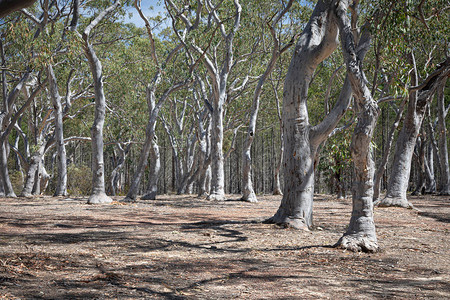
240, 0, 294, 203
48, 64, 67, 196
81, 0, 121, 204
334, 0, 379, 252
265, 0, 360, 229
166, 0, 252, 201
376, 58, 450, 207
369, 0, 449, 207
123, 0, 196, 201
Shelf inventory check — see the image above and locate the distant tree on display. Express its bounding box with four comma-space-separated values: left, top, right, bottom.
81, 0, 121, 204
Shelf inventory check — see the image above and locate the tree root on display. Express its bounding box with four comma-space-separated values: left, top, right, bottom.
374, 197, 414, 209
87, 193, 112, 204
240, 193, 258, 203
207, 193, 226, 201
263, 215, 310, 230
336, 234, 379, 253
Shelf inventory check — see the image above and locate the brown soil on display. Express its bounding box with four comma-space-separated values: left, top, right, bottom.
0, 194, 449, 299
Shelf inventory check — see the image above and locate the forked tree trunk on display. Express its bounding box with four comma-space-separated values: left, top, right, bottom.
376, 57, 450, 207
265, 0, 355, 229
335, 0, 379, 252
83, 1, 121, 204
48, 64, 67, 196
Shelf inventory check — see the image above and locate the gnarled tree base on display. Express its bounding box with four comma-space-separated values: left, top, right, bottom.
374, 197, 414, 209
207, 193, 226, 201
336, 234, 379, 253
21, 192, 33, 198
241, 192, 258, 203
264, 214, 310, 230
87, 193, 112, 204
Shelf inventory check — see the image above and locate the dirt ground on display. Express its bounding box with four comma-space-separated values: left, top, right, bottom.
0, 193, 449, 299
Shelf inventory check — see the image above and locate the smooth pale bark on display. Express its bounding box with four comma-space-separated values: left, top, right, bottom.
21, 142, 45, 197
197, 113, 211, 197
208, 104, 226, 200
424, 140, 436, 193
271, 80, 283, 196
373, 99, 407, 201
124, 86, 158, 202
0, 141, 15, 197
241, 0, 293, 203
124, 79, 188, 201
124, 1, 192, 201
183, 0, 242, 201
141, 138, 160, 200
436, 79, 450, 195
48, 64, 67, 196
83, 1, 121, 204
110, 142, 131, 196
0, 69, 30, 197
266, 0, 355, 229
376, 58, 450, 207
334, 0, 379, 252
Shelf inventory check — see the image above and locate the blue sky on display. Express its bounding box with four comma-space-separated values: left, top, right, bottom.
124, 0, 165, 27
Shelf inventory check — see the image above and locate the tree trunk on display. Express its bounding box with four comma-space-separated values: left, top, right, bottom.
21, 146, 44, 197
208, 105, 226, 200
373, 99, 406, 201
412, 137, 426, 195
83, 2, 120, 204
141, 138, 160, 200
265, 0, 343, 229
376, 58, 450, 207
0, 140, 15, 197
424, 140, 436, 193
48, 64, 67, 196
334, 0, 379, 252
436, 79, 450, 195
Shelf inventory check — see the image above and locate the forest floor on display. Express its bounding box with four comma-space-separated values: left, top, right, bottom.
0, 194, 449, 299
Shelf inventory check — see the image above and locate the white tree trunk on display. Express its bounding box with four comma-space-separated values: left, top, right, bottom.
141, 138, 160, 200
208, 104, 226, 200
334, 0, 379, 252
0, 140, 15, 197
48, 64, 67, 196
373, 99, 406, 201
376, 58, 449, 207
265, 0, 341, 229
83, 1, 121, 204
